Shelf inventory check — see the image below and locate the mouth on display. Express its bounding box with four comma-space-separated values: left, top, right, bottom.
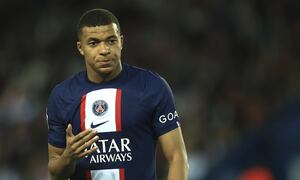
96, 59, 113, 67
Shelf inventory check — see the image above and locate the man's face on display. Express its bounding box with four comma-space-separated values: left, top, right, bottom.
77, 23, 123, 82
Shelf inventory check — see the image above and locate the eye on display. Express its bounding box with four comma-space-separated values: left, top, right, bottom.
107, 39, 117, 45
88, 40, 99, 47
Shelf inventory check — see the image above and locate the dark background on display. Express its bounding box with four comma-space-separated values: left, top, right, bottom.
0, 0, 300, 179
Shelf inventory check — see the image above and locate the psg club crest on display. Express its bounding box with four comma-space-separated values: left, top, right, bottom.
92, 100, 108, 116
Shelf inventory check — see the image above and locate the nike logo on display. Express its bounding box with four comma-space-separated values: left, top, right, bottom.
91, 120, 109, 128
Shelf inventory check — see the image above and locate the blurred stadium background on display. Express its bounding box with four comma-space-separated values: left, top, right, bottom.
0, 0, 300, 179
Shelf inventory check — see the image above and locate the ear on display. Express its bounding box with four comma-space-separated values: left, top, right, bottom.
77, 41, 84, 55
120, 35, 124, 50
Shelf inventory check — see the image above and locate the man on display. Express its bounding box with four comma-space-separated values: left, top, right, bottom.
46, 8, 189, 180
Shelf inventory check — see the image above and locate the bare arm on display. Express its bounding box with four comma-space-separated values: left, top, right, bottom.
48, 124, 99, 180
48, 144, 76, 180
159, 127, 189, 180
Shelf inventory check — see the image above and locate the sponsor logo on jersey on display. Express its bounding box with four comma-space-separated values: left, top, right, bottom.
86, 138, 133, 164
91, 120, 109, 128
158, 110, 179, 123
92, 100, 108, 116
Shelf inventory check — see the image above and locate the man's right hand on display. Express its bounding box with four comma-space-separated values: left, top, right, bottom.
48, 124, 99, 180
62, 124, 99, 161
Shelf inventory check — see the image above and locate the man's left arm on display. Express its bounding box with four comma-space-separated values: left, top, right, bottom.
159, 127, 189, 180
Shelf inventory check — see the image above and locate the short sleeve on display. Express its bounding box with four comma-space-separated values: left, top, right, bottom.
46, 89, 68, 148
152, 77, 180, 137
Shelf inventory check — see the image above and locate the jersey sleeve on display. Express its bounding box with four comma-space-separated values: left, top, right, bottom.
46, 88, 68, 148
152, 76, 180, 137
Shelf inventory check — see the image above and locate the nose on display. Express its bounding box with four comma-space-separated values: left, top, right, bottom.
99, 42, 110, 56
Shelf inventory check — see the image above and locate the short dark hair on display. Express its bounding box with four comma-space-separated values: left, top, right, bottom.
77, 8, 121, 38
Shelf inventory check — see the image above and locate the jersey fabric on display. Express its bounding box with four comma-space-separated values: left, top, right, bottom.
46, 63, 180, 180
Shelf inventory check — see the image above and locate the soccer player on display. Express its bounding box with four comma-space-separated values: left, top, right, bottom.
46, 8, 189, 180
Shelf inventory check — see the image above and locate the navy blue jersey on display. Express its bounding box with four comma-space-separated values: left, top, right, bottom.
46, 64, 180, 180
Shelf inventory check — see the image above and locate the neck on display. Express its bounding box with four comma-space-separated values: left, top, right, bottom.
87, 64, 122, 83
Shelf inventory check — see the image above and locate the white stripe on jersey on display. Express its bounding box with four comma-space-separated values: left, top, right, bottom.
82, 88, 121, 133
90, 168, 124, 180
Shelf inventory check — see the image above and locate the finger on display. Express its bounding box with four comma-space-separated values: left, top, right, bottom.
72, 129, 98, 149
72, 128, 93, 142
66, 124, 73, 137
78, 146, 99, 158
70, 129, 96, 146
75, 135, 99, 154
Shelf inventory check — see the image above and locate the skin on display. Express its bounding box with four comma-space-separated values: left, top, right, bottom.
77, 23, 123, 83
48, 23, 189, 180
159, 127, 189, 180
48, 125, 99, 180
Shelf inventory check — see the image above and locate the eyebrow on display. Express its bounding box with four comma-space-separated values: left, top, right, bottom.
87, 35, 117, 42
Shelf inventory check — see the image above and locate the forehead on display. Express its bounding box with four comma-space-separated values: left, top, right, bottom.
81, 23, 120, 38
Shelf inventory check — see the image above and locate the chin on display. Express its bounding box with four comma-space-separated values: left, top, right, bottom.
96, 68, 114, 76
99, 67, 114, 73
